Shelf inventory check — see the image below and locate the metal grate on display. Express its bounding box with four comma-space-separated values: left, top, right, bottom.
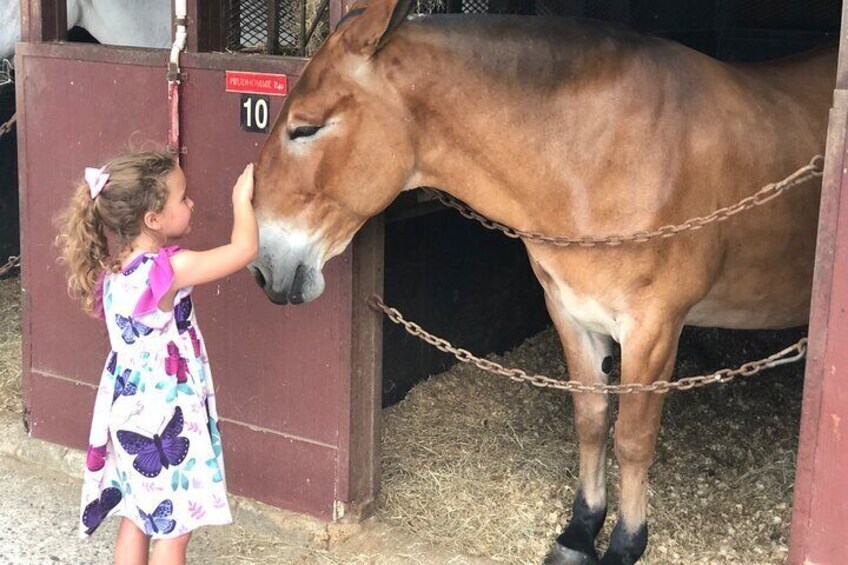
224, 0, 329, 56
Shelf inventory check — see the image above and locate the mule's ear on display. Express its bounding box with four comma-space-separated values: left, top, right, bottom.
376, 0, 415, 50
338, 0, 415, 55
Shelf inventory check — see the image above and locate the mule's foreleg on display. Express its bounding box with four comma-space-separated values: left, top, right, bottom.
544, 306, 614, 565
601, 314, 683, 565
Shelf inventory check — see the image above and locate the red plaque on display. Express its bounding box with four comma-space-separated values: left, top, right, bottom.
225, 71, 288, 96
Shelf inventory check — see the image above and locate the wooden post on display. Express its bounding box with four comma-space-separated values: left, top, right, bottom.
20, 0, 67, 43
267, 0, 281, 54
340, 215, 385, 517
187, 0, 225, 53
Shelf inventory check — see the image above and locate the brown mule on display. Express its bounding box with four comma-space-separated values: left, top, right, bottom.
251, 2, 834, 562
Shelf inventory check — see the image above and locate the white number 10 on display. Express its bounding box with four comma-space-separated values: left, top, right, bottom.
243, 97, 269, 129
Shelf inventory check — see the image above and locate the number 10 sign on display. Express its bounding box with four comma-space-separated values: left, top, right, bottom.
241, 95, 270, 133
225, 71, 288, 134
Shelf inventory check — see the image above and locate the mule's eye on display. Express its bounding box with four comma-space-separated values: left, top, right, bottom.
288, 125, 323, 140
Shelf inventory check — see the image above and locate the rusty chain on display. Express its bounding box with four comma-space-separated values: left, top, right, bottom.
424, 155, 825, 247
0, 114, 16, 140
369, 295, 807, 395
370, 157, 822, 393
0, 256, 20, 278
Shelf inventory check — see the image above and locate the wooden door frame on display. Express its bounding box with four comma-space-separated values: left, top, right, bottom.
788, 2, 848, 562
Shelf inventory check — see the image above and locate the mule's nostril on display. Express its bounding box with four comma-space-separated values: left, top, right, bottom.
292, 264, 306, 288
290, 264, 306, 304
253, 268, 267, 289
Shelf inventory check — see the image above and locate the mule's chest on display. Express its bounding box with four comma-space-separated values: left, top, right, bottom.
527, 249, 628, 340
546, 275, 624, 340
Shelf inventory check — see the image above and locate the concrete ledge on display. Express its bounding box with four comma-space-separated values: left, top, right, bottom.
0, 410, 333, 551
231, 496, 339, 549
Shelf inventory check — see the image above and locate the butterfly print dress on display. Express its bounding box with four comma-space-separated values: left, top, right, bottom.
79, 246, 232, 539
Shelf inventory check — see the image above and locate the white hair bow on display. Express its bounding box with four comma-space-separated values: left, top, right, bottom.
84, 166, 110, 199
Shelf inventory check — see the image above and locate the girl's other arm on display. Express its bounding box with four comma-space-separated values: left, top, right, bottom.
170, 164, 258, 288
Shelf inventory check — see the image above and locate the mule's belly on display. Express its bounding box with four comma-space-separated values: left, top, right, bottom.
547, 268, 811, 334
685, 278, 812, 330
684, 228, 816, 330
533, 224, 815, 336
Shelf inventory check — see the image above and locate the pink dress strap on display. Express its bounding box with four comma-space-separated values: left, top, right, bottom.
132, 246, 182, 317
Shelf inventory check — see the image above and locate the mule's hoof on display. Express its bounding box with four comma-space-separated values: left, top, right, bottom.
599, 521, 648, 565
543, 543, 599, 565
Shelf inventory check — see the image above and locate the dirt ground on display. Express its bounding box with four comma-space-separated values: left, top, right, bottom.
0, 275, 805, 563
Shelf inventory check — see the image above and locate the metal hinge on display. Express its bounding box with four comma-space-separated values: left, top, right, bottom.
333, 500, 347, 521
166, 66, 188, 83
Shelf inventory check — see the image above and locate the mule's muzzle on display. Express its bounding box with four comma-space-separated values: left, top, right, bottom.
252, 266, 267, 290
249, 262, 323, 305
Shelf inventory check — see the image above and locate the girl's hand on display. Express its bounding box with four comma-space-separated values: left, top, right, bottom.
232, 163, 255, 206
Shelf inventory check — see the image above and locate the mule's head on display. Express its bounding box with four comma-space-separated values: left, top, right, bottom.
252, 0, 417, 304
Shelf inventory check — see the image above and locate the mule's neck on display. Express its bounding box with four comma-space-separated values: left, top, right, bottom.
381, 16, 660, 235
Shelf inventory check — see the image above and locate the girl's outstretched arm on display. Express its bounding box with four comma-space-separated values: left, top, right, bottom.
171, 164, 258, 288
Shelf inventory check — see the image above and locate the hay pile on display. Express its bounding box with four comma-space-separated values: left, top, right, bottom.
377, 326, 804, 564
0, 276, 20, 413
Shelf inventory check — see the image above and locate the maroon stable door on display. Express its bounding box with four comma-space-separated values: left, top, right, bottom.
15, 42, 371, 520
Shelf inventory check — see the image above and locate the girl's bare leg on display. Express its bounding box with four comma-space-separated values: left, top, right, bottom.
115, 518, 149, 565
150, 532, 192, 565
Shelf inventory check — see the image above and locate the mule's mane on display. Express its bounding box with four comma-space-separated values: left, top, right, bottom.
389, 14, 671, 92
407, 13, 658, 49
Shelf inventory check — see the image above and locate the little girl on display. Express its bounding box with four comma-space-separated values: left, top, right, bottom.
56, 151, 258, 564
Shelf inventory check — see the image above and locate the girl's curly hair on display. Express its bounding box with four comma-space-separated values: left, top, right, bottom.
55, 151, 175, 315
